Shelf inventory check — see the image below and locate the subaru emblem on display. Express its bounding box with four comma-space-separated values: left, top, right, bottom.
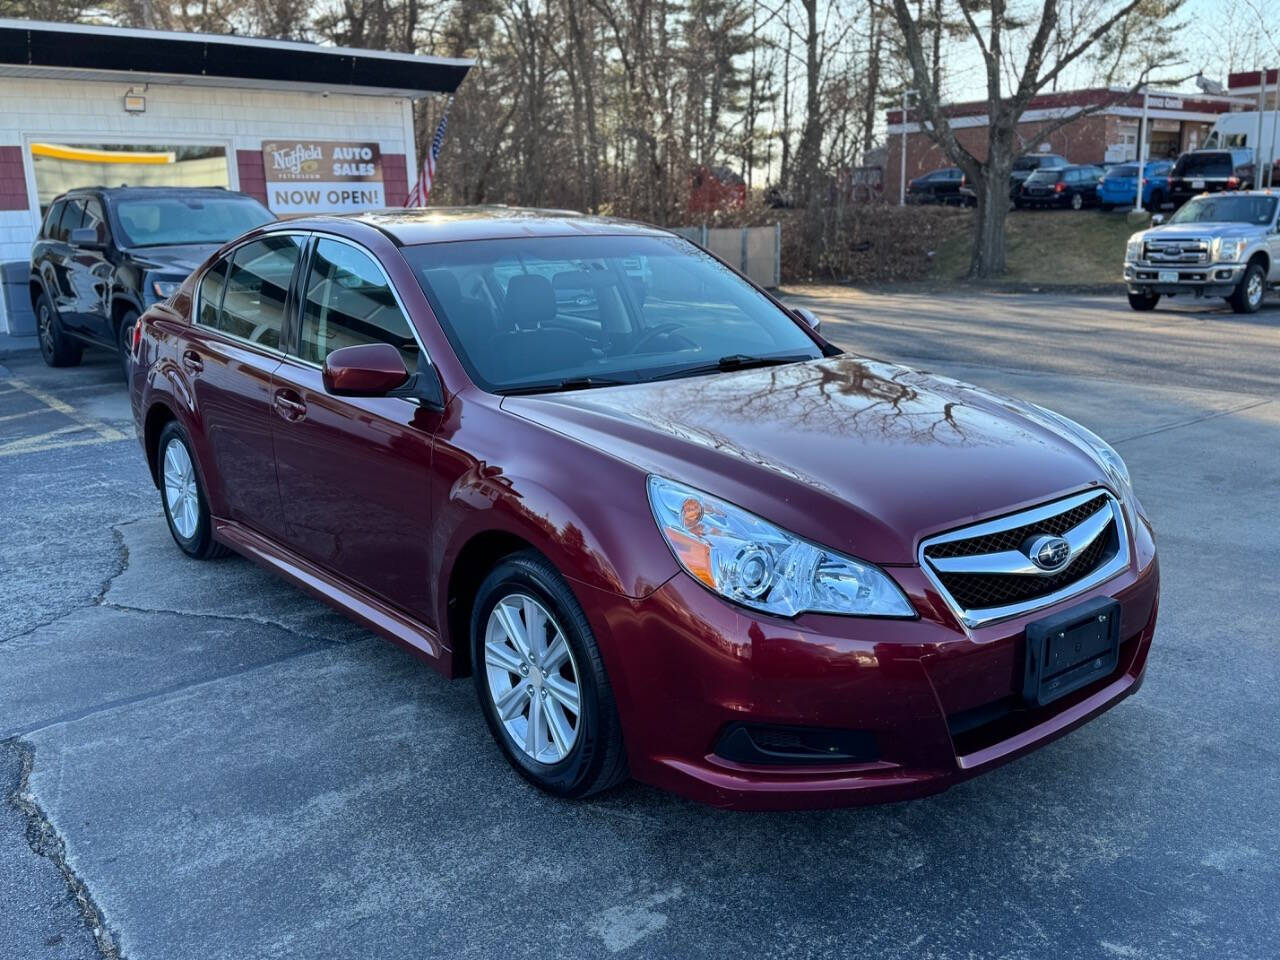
1026, 535, 1071, 572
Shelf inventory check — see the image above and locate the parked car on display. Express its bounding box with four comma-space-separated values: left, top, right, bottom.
1017, 164, 1106, 209
130, 208, 1159, 809
1166, 149, 1255, 208
1123, 190, 1279, 313
1097, 160, 1173, 210
906, 166, 964, 205
959, 153, 1068, 205
30, 186, 273, 378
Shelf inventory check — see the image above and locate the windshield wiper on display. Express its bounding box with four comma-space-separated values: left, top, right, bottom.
499, 376, 632, 396
645, 353, 816, 382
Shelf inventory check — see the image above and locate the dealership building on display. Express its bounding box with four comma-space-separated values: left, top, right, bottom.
0, 18, 471, 337
884, 86, 1241, 192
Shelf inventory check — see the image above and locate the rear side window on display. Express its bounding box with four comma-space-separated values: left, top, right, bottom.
296, 238, 418, 369
198, 258, 229, 329
1175, 153, 1231, 177
207, 236, 302, 349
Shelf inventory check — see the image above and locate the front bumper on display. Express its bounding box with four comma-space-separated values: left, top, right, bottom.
1123, 261, 1244, 298
577, 512, 1159, 810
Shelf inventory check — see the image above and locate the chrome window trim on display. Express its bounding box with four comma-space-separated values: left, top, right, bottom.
918, 489, 1131, 630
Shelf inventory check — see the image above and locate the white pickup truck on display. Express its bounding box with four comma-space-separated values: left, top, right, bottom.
1123, 191, 1280, 314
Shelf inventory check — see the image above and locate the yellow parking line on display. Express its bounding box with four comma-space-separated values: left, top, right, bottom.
0, 408, 49, 423
5, 378, 127, 442
0, 432, 123, 457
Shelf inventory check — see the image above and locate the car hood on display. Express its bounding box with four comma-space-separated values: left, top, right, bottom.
1147, 222, 1261, 240
124, 244, 222, 275
502, 356, 1110, 564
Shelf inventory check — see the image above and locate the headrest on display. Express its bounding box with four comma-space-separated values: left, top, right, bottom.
504, 274, 556, 330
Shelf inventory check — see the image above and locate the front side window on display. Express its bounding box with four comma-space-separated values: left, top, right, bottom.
58, 199, 86, 241
41, 200, 66, 240
82, 198, 108, 244
297, 238, 418, 369
198, 257, 229, 329
404, 234, 823, 394
210, 235, 302, 348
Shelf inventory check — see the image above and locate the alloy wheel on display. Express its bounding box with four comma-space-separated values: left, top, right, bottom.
162, 437, 200, 539
1247, 270, 1264, 308
484, 593, 581, 764
37, 303, 54, 359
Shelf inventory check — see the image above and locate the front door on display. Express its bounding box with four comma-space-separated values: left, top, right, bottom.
183, 234, 303, 537
270, 236, 440, 624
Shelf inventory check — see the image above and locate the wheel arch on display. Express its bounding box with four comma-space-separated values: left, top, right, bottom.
1246, 249, 1270, 275
442, 529, 542, 677
143, 400, 178, 488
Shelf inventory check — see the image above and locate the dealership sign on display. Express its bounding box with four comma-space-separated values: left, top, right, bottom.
261, 140, 385, 213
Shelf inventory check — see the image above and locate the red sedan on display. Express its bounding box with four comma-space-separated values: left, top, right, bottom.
129, 209, 1159, 809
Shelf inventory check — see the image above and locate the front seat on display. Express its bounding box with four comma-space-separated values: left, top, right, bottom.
488, 274, 593, 383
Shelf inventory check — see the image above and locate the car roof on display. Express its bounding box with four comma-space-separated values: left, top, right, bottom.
60, 186, 256, 200
269, 207, 675, 246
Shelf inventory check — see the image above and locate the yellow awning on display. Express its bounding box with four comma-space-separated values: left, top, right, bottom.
31, 143, 175, 165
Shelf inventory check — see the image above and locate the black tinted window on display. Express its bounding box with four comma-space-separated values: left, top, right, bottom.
297, 239, 418, 369
198, 258, 229, 329
58, 199, 85, 242
42, 201, 66, 239
1175, 153, 1231, 176
215, 236, 302, 348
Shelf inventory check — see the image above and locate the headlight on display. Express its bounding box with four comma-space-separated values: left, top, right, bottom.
1125, 237, 1143, 262
646, 475, 914, 618
1026, 404, 1134, 504
151, 279, 182, 300
1214, 238, 1243, 262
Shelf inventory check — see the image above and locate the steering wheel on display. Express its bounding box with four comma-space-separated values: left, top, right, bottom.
628, 323, 688, 354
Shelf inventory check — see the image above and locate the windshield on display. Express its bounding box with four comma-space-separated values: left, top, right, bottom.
403, 234, 823, 393
114, 195, 274, 247
1167, 194, 1277, 225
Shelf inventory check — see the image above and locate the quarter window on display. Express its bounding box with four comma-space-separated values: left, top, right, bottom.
206, 236, 302, 348
297, 238, 418, 368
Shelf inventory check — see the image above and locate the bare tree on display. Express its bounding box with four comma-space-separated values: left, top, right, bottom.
889, 0, 1187, 278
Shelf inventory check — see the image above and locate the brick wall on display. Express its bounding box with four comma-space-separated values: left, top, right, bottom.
236, 150, 267, 204
0, 146, 26, 211
884, 115, 1112, 196
381, 153, 408, 207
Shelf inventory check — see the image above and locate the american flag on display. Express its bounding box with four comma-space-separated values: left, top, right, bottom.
405, 104, 451, 207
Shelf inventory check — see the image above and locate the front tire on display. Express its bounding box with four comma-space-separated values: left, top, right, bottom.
1128, 291, 1160, 311
1229, 261, 1266, 314
116, 309, 138, 382
472, 550, 627, 799
157, 421, 228, 560
34, 293, 82, 368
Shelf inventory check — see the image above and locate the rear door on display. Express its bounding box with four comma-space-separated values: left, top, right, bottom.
270, 235, 440, 623
183, 234, 303, 537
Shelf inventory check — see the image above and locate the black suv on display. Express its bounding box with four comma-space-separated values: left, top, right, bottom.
30, 186, 273, 376
960, 153, 1068, 205
1017, 164, 1106, 209
1167, 149, 1255, 208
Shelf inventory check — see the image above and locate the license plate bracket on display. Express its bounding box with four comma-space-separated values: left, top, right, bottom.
1157, 270, 1178, 283
1022, 597, 1121, 707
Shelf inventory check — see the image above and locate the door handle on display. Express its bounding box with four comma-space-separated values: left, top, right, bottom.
273, 389, 307, 422
181, 350, 203, 373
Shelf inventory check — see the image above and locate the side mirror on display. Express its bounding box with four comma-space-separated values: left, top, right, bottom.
793, 307, 822, 334
324, 343, 446, 408
1150, 214, 1165, 226
69, 226, 104, 248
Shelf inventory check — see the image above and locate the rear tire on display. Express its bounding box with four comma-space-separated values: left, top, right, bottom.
157, 421, 230, 560
1070, 192, 1084, 211
472, 550, 628, 799
1128, 291, 1160, 311
1229, 261, 1266, 314
34, 293, 82, 368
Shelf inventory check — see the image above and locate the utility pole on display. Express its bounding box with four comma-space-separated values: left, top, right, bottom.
1268, 69, 1279, 187
1256, 70, 1267, 181
1135, 87, 1149, 213
899, 88, 909, 206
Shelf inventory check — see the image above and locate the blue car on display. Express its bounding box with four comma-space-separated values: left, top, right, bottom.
1097, 160, 1173, 210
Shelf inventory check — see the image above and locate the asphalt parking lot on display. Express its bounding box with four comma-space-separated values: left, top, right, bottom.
2, 290, 1278, 960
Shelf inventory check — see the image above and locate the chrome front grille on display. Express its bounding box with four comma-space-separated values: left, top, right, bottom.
1142, 238, 1209, 265
920, 490, 1129, 628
